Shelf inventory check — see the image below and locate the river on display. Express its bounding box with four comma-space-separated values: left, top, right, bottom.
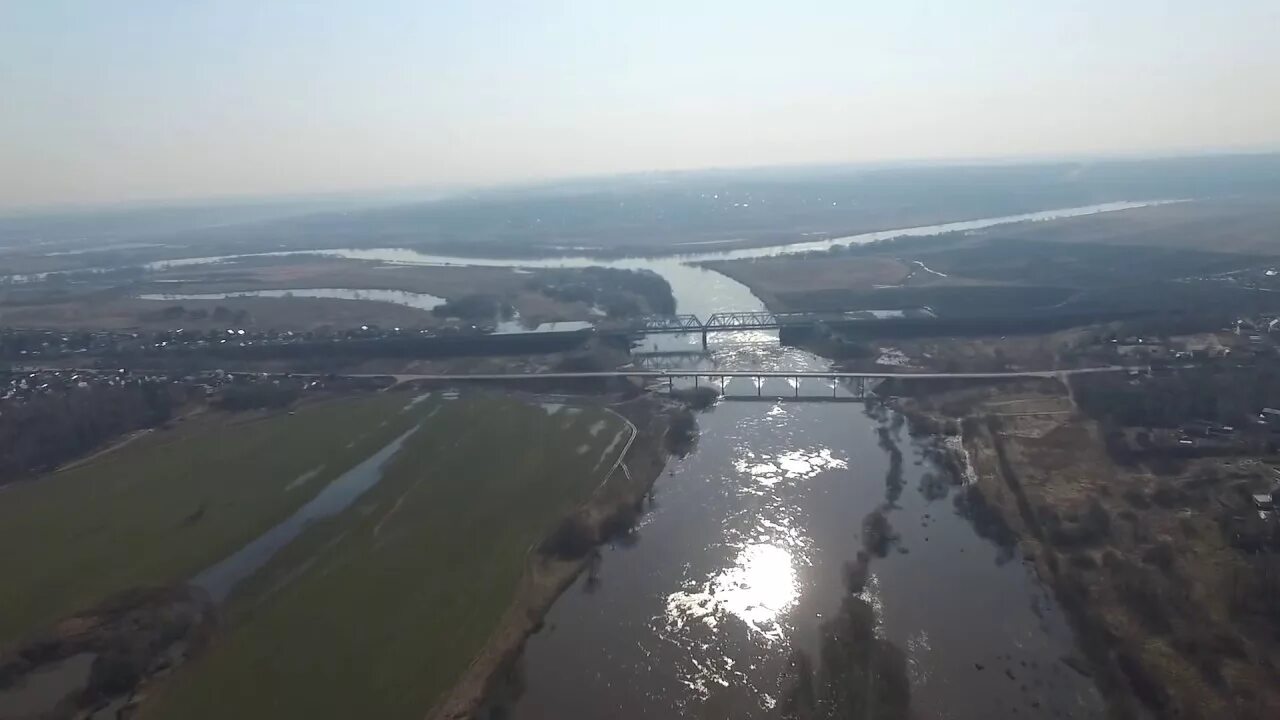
424, 206, 1113, 716
499, 328, 1104, 717
157, 203, 1131, 717
102, 203, 1144, 716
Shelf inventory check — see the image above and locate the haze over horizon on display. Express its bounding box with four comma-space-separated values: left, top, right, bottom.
3, 1, 1278, 211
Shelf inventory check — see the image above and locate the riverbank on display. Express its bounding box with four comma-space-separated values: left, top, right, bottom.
0, 585, 214, 720
897, 379, 1280, 719
0, 388, 682, 719
0, 256, 676, 333
428, 394, 678, 720
124, 391, 678, 720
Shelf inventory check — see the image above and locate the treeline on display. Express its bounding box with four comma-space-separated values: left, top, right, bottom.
536, 267, 676, 317
779, 310, 1146, 345
141, 304, 251, 324
0, 382, 187, 483
1074, 365, 1280, 428
431, 294, 515, 321
110, 331, 591, 365
428, 268, 675, 323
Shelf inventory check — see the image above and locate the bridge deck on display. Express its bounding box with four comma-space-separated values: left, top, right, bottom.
390, 367, 1124, 381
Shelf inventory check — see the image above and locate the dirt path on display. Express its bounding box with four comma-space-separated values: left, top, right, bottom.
55, 428, 155, 472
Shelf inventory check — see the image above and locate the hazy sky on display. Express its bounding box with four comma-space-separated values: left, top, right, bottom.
2, 1, 1278, 209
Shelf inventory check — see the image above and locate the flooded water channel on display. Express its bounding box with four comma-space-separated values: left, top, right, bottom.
138, 287, 447, 312
193, 423, 422, 601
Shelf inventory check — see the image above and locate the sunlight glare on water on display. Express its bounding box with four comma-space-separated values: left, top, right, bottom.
664, 441, 845, 647
665, 543, 799, 644
733, 447, 847, 489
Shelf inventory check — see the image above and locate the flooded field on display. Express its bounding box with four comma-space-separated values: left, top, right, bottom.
193, 423, 424, 601
139, 287, 446, 312
0, 393, 427, 649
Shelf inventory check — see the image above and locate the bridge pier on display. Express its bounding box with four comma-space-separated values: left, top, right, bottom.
701, 330, 708, 350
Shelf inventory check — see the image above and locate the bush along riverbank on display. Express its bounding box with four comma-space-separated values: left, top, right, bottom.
897, 379, 1280, 719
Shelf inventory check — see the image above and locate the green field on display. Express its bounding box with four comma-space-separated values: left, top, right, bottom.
0, 392, 430, 648
141, 394, 631, 720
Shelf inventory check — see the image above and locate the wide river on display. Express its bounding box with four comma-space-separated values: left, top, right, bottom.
486, 207, 1122, 718
154, 203, 1149, 717
258, 204, 1132, 718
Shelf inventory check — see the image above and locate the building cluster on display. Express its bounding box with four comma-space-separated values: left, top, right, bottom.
0, 368, 179, 404
0, 367, 371, 409
0, 325, 495, 361
1105, 315, 1280, 365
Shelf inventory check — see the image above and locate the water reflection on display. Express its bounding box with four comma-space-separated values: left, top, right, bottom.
733, 447, 846, 489
495, 220, 1104, 717
667, 542, 798, 643
138, 287, 446, 311
504, 387, 1104, 720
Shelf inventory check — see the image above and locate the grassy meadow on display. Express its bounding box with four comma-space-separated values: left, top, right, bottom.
140, 394, 631, 720
0, 391, 430, 648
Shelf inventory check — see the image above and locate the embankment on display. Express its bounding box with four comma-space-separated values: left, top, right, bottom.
903, 386, 1280, 719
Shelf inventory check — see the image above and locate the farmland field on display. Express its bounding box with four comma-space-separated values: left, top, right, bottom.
140, 393, 633, 720
0, 392, 430, 648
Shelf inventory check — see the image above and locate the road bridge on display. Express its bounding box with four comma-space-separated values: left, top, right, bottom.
381, 367, 1122, 382
15, 364, 1140, 401
19, 365, 1135, 385
373, 365, 1134, 399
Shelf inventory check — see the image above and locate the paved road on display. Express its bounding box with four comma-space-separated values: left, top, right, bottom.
372, 365, 1139, 383
15, 365, 1142, 384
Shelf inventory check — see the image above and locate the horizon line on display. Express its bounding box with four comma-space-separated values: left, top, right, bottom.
3, 145, 1278, 220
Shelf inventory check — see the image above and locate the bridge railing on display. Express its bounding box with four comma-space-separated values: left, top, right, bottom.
704, 311, 780, 329
639, 314, 703, 331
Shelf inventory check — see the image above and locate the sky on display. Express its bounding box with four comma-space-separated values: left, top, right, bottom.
2, 0, 1278, 210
